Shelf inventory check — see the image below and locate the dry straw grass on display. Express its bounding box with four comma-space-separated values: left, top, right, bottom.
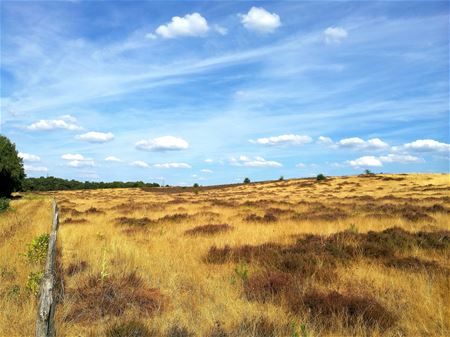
1, 173, 449, 336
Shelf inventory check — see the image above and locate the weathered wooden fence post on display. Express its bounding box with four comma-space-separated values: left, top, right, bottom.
36, 199, 59, 337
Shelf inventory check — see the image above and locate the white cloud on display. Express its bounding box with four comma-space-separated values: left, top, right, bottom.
19, 152, 40, 162
213, 24, 228, 36
130, 160, 150, 168
201, 169, 213, 173
76, 131, 114, 143
324, 26, 348, 43
379, 154, 423, 163
251, 134, 312, 146
145, 33, 157, 40
68, 160, 95, 167
61, 153, 95, 167
27, 118, 82, 131
24, 164, 48, 173
337, 137, 389, 150
231, 155, 282, 168
154, 162, 191, 169
296, 163, 306, 168
61, 153, 85, 161
317, 136, 333, 145
240, 7, 281, 33
105, 156, 121, 162
348, 156, 383, 168
155, 13, 209, 38
204, 158, 214, 163
135, 136, 189, 151
404, 139, 450, 152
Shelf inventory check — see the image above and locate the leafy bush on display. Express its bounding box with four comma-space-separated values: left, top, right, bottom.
26, 271, 44, 296
243, 177, 251, 184
193, 183, 199, 188
25, 233, 50, 265
316, 174, 326, 181
0, 197, 10, 212
279, 176, 284, 181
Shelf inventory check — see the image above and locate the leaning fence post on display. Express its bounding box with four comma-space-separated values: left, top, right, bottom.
36, 199, 59, 337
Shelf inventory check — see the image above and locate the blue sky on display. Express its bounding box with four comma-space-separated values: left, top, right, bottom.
1, 0, 449, 186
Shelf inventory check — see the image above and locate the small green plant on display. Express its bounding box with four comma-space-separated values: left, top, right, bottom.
348, 223, 359, 233
243, 177, 251, 184
25, 233, 49, 265
290, 322, 310, 337
0, 197, 10, 212
6, 284, 21, 299
316, 174, 326, 181
26, 271, 43, 296
234, 262, 249, 282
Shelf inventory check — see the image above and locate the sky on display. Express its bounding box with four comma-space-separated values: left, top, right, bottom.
1, 0, 449, 186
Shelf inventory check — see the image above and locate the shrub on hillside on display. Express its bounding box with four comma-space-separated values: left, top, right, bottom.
0, 135, 25, 197
316, 174, 326, 181
25, 233, 49, 265
0, 197, 10, 212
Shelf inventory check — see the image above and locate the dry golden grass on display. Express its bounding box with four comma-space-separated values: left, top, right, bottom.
1, 173, 449, 337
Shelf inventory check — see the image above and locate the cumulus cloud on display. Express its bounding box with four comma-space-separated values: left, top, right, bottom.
250, 134, 312, 146
19, 152, 40, 162
130, 160, 150, 168
76, 131, 114, 143
24, 164, 48, 173
155, 13, 209, 38
61, 153, 94, 167
213, 24, 228, 35
105, 156, 121, 162
404, 139, 450, 152
135, 136, 189, 151
317, 136, 333, 145
201, 169, 213, 173
324, 26, 348, 43
348, 156, 383, 168
231, 155, 282, 168
68, 160, 95, 167
337, 137, 389, 150
27, 118, 82, 131
240, 7, 281, 33
296, 163, 306, 168
378, 154, 423, 163
348, 153, 424, 168
154, 163, 191, 169
204, 158, 214, 163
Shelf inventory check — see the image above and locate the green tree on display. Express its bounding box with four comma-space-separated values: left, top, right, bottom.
316, 173, 326, 181
243, 177, 251, 184
0, 135, 25, 197
193, 183, 199, 188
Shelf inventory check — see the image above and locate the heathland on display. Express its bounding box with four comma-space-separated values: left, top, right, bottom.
1, 173, 449, 337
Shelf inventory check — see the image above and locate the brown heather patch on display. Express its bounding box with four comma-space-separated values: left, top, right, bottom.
244, 271, 291, 303
105, 320, 156, 337
383, 256, 448, 273
290, 290, 396, 330
66, 260, 88, 277
64, 272, 165, 322
115, 216, 153, 227
63, 217, 88, 224
184, 224, 233, 236
244, 213, 278, 223
84, 207, 105, 214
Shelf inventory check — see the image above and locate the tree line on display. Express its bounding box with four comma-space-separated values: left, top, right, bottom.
23, 176, 159, 191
